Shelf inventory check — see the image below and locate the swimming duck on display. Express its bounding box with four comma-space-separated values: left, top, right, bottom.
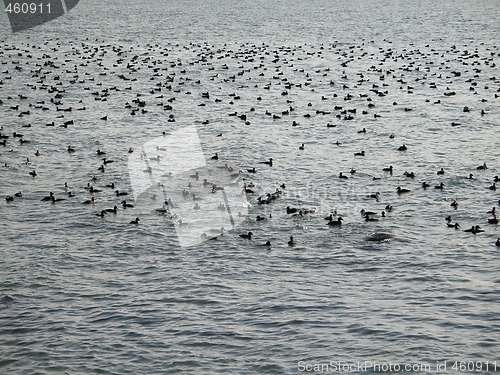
288, 236, 297, 246
259, 240, 271, 247
447, 222, 460, 229
397, 145, 407, 151
354, 150, 365, 156
450, 199, 458, 209
5, 195, 14, 202
286, 206, 299, 214
339, 172, 348, 179
327, 217, 343, 226
41, 192, 54, 201
437, 168, 445, 175
421, 182, 430, 189
121, 200, 134, 208
299, 144, 305, 150
488, 216, 498, 225
115, 190, 128, 196
29, 170, 37, 177
102, 158, 114, 165
96, 149, 106, 155
476, 163, 488, 170
130, 217, 140, 224
464, 225, 484, 234
67, 146, 75, 153
383, 165, 393, 174
82, 197, 96, 205
104, 206, 119, 214
489, 183, 496, 191
260, 158, 273, 166
211, 153, 219, 160
14, 191, 22, 198
239, 231, 253, 239
496, 238, 500, 247
434, 182, 444, 190
396, 186, 411, 194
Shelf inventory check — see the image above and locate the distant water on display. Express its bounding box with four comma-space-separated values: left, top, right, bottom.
1, 0, 499, 373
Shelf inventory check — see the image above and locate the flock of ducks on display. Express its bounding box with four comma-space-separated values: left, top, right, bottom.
0, 37, 499, 248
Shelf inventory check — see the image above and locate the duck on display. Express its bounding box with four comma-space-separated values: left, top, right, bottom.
396, 186, 411, 194
496, 238, 500, 247
82, 197, 96, 205
382, 165, 393, 174
488, 216, 498, 225
360, 209, 377, 217
14, 191, 22, 198
96, 149, 106, 155
211, 153, 219, 160
287, 236, 297, 246
130, 217, 140, 225
104, 206, 119, 214
354, 150, 365, 156
447, 222, 460, 229
41, 192, 54, 201
115, 190, 128, 196
476, 163, 488, 170
121, 200, 134, 208
299, 143, 305, 150
67, 145, 75, 153
239, 231, 253, 239
339, 172, 348, 179
437, 168, 445, 175
259, 240, 271, 247
422, 182, 430, 189
102, 158, 114, 165
29, 170, 37, 177
450, 199, 458, 209
489, 183, 496, 191
464, 225, 484, 234
5, 195, 14, 202
434, 182, 444, 190
260, 158, 273, 166
286, 206, 299, 214
397, 144, 407, 151
327, 217, 343, 226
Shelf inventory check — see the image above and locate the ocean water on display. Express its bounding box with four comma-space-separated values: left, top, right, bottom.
0, 0, 499, 373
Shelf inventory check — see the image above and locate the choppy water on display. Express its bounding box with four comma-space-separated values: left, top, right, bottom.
1, 0, 499, 374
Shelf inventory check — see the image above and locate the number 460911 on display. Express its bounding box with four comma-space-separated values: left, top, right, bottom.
5, 2, 51, 14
